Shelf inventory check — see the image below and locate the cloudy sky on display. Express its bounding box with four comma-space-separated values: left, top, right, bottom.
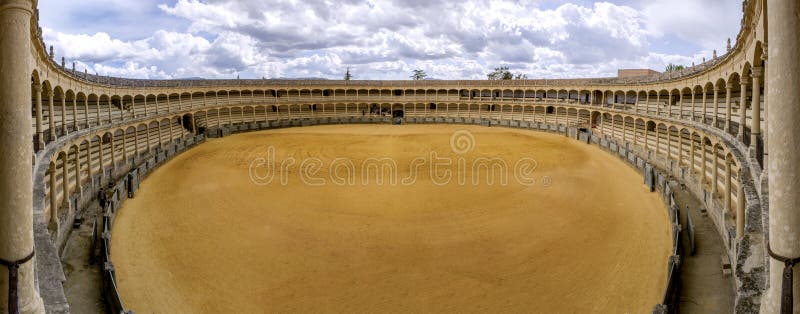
38, 0, 742, 80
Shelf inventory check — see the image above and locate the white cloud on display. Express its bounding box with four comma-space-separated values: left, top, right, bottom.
38, 0, 741, 80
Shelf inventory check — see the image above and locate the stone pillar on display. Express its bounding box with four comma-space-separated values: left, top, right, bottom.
711, 146, 718, 196
656, 92, 661, 116
133, 129, 139, 158
71, 97, 78, 131
679, 92, 684, 119
48, 165, 57, 230
762, 53, 770, 175
736, 170, 745, 237
145, 128, 151, 154
33, 84, 44, 150
655, 126, 660, 155
725, 157, 732, 213
98, 138, 104, 177
690, 137, 696, 172
678, 131, 684, 165
764, 0, 800, 311
60, 94, 67, 136
739, 79, 749, 140
110, 135, 117, 170
666, 128, 671, 160
725, 82, 733, 133
87, 143, 93, 187
95, 97, 101, 125
0, 1, 46, 312
61, 156, 69, 209
83, 97, 88, 129
47, 90, 55, 141
74, 149, 81, 194
121, 131, 127, 163
668, 91, 673, 117
751, 67, 763, 152
713, 85, 720, 128
701, 142, 707, 182
106, 98, 112, 123
691, 92, 696, 121
702, 88, 708, 125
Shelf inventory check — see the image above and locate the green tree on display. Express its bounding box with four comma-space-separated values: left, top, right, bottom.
664, 63, 686, 72
487, 66, 527, 80
410, 69, 427, 80
344, 67, 353, 80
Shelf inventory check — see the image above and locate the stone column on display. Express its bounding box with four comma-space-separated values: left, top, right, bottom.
47, 90, 55, 141
110, 135, 117, 170
61, 156, 69, 210
725, 82, 733, 133
701, 142, 707, 182
656, 92, 661, 116
106, 98, 112, 123
130, 98, 135, 119
60, 95, 67, 136
33, 84, 44, 150
736, 169, 745, 237
121, 132, 127, 163
95, 97, 101, 125
0, 1, 45, 312
690, 137, 696, 172
133, 128, 139, 159
98, 138, 104, 177
71, 97, 78, 131
762, 53, 770, 175
74, 149, 81, 194
751, 67, 763, 152
666, 128, 671, 160
668, 91, 673, 117
679, 93, 684, 119
725, 157, 732, 213
48, 165, 57, 230
678, 131, 684, 165
739, 79, 749, 140
691, 92, 696, 121
764, 0, 800, 311
83, 97, 88, 128
713, 85, 720, 128
711, 146, 718, 196
702, 88, 708, 124
145, 128, 151, 154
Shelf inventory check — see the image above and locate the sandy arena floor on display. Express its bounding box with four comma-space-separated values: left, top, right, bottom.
112, 124, 671, 313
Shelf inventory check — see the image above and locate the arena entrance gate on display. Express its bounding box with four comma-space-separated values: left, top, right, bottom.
392, 105, 404, 125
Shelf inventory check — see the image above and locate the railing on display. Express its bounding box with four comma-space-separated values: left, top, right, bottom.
97, 186, 132, 314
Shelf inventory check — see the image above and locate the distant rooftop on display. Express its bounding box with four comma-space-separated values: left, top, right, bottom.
618, 69, 661, 78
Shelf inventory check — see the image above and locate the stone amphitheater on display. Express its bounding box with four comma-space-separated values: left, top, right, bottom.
0, 0, 798, 313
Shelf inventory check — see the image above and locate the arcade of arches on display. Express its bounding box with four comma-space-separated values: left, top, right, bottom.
0, 0, 798, 313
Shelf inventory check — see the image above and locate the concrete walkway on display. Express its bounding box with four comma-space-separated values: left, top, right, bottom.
61, 202, 105, 313
671, 181, 736, 313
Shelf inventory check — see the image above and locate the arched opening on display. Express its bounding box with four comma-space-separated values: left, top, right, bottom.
182, 114, 195, 133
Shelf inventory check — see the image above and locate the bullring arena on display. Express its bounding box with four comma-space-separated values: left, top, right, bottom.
0, 0, 799, 313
